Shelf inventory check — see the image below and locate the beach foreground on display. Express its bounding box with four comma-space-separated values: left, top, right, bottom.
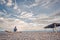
0, 31, 60, 40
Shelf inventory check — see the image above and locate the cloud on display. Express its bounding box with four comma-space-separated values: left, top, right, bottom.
13, 0, 21, 14
20, 11, 33, 18
6, 0, 13, 6
0, 17, 27, 31
0, 8, 21, 20
49, 10, 60, 23
32, 14, 49, 22
13, 4, 18, 9
36, 14, 48, 19
13, 0, 18, 9
0, 0, 60, 31
0, 0, 6, 4
0, 17, 46, 31
32, 10, 60, 27
0, 17, 4, 24
0, 10, 13, 18
26, 0, 59, 8
39, 0, 58, 8
51, 10, 60, 17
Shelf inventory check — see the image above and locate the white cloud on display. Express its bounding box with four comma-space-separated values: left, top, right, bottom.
20, 23, 45, 31
13, 4, 18, 9
41, 0, 59, 8
6, 0, 13, 6
42, 0, 57, 8
13, 0, 21, 13
28, 17, 36, 21
33, 14, 48, 20
17, 9, 21, 13
3, 9, 7, 13
0, 17, 47, 31
36, 14, 48, 19
50, 10, 60, 23
26, 3, 37, 8
32, 10, 60, 27
0, 18, 28, 31
27, 0, 59, 8
51, 10, 60, 17
13, 0, 18, 9
35, 0, 40, 3
0, 17, 4, 20
20, 12, 33, 18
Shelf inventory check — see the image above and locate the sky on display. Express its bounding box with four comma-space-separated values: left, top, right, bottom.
0, 0, 60, 31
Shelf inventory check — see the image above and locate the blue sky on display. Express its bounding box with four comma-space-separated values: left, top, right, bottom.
0, 0, 60, 31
